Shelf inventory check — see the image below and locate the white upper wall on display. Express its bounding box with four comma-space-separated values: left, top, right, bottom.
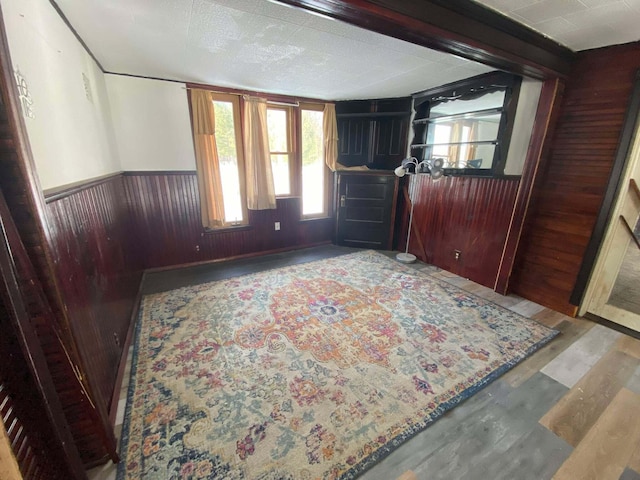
1, 0, 120, 190
505, 78, 543, 176
105, 75, 196, 171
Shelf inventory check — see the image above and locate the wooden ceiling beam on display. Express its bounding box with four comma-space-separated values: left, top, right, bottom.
274, 0, 574, 79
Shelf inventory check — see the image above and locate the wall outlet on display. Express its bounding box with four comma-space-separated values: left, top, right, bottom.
274, 222, 280, 231
454, 250, 461, 260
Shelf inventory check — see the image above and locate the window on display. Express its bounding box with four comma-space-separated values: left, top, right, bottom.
267, 107, 293, 196
191, 90, 331, 229
266, 103, 328, 218
411, 72, 521, 176
212, 93, 246, 225
300, 105, 326, 217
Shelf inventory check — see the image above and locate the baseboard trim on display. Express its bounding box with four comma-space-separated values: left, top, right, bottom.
108, 270, 145, 428
143, 241, 333, 274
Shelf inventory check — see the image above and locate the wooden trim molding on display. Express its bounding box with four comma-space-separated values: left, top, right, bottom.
0, 189, 86, 479
570, 69, 640, 306
495, 78, 564, 294
0, 2, 117, 464
49, 0, 104, 71
43, 172, 123, 202
273, 0, 574, 79
122, 170, 197, 176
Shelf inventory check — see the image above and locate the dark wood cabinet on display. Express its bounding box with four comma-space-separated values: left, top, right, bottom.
338, 117, 371, 167
370, 116, 410, 167
334, 171, 399, 250
336, 98, 411, 171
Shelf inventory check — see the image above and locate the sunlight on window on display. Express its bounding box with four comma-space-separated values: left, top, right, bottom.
432, 124, 451, 160
213, 100, 243, 224
267, 108, 291, 196
301, 109, 325, 216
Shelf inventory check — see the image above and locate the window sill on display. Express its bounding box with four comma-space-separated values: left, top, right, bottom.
203, 224, 253, 234
299, 216, 333, 222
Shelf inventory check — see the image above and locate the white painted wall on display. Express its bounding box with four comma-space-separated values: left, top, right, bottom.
505, 78, 543, 175
105, 75, 196, 171
1, 0, 120, 190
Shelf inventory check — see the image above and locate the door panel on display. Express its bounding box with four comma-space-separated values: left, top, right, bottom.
335, 173, 398, 249
337, 118, 371, 167
584, 129, 640, 331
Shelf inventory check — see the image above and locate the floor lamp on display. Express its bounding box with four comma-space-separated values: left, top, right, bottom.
394, 158, 420, 263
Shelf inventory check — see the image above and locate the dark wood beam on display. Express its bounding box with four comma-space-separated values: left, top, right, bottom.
495, 77, 565, 294
274, 0, 574, 79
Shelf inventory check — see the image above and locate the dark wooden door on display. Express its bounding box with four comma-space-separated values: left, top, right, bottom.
335, 172, 398, 249
337, 117, 371, 167
370, 116, 410, 169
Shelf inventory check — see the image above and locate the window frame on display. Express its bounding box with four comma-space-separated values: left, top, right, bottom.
210, 92, 249, 228
411, 71, 522, 177
298, 102, 330, 219
266, 105, 298, 198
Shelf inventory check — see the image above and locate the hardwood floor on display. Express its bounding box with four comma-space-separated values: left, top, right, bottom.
88, 246, 640, 480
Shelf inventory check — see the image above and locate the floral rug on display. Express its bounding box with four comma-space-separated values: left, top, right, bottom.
118, 251, 557, 479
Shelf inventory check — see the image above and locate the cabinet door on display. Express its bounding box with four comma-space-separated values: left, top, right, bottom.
337, 117, 371, 167
370, 116, 409, 169
335, 173, 398, 250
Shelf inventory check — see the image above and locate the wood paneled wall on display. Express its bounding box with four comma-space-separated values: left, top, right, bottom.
400, 175, 521, 289
123, 172, 334, 269
45, 176, 142, 408
510, 42, 640, 315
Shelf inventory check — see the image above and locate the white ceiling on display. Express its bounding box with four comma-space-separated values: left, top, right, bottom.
54, 0, 640, 101
474, 0, 640, 51
54, 0, 492, 100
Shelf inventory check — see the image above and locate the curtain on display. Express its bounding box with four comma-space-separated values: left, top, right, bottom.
243, 96, 276, 210
447, 122, 462, 168
323, 103, 339, 171
466, 121, 478, 162
191, 89, 225, 228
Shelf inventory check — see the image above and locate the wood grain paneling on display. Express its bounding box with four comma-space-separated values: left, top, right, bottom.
45, 175, 142, 409
398, 175, 520, 288
123, 172, 334, 269
0, 3, 117, 466
511, 43, 640, 315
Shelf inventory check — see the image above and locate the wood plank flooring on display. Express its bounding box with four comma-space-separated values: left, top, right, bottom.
88, 246, 640, 480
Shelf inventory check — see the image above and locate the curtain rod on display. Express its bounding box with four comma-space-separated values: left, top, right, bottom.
183, 86, 316, 107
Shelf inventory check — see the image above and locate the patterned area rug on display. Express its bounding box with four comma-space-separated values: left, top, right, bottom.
118, 251, 557, 479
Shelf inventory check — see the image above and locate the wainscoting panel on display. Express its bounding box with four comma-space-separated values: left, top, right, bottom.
400, 175, 521, 289
45, 175, 142, 409
510, 43, 640, 315
123, 172, 334, 269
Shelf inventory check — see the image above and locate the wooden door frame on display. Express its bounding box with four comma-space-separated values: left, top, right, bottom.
0, 1, 117, 465
571, 70, 640, 308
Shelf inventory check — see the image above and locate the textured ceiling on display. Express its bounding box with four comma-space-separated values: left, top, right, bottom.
53, 0, 492, 100
53, 0, 640, 100
474, 0, 640, 51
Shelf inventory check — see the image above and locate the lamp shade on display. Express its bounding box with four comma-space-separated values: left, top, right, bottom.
394, 165, 407, 177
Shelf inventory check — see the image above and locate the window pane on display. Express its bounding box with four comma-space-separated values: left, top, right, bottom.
267, 109, 288, 152
270, 154, 290, 196
213, 100, 243, 224
301, 110, 325, 216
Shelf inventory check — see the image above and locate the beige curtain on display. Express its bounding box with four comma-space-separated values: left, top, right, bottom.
191, 89, 225, 228
466, 121, 478, 161
323, 103, 339, 171
243, 96, 276, 210
447, 122, 462, 168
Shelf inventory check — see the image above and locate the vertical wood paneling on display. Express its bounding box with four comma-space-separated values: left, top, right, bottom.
399, 175, 520, 288
511, 43, 640, 315
123, 172, 334, 269
45, 176, 142, 408
0, 300, 70, 480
